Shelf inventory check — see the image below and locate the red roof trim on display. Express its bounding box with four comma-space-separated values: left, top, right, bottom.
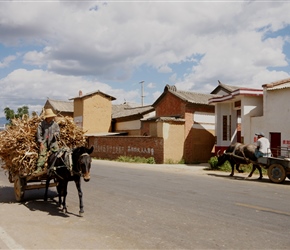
209, 89, 263, 104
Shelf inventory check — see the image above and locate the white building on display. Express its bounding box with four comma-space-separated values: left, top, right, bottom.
209, 81, 263, 153
251, 78, 290, 155
209, 78, 290, 157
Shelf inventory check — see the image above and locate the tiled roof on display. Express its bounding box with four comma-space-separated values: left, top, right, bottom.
210, 80, 240, 94
70, 90, 116, 101
171, 89, 218, 104
262, 77, 290, 90
47, 99, 73, 112
112, 103, 155, 119
154, 84, 219, 106
143, 116, 185, 123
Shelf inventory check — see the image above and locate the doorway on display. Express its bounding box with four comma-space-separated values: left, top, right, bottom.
270, 132, 281, 157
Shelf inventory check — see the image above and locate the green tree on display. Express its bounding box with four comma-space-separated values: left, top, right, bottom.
16, 106, 29, 118
4, 106, 29, 124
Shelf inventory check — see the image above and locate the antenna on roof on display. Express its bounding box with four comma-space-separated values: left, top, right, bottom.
139, 81, 145, 106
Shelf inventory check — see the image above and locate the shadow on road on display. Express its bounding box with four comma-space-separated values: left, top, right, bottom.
206, 172, 290, 185
23, 199, 72, 217
22, 198, 84, 218
0, 186, 15, 203
0, 185, 81, 217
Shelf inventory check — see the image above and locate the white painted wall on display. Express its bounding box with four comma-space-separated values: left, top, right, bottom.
193, 112, 215, 130
214, 95, 263, 146
241, 96, 263, 143
252, 87, 290, 146
215, 102, 233, 147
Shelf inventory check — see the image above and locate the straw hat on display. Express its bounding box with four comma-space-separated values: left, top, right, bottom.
43, 108, 57, 119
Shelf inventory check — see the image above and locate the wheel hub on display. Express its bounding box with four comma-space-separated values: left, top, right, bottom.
272, 167, 282, 179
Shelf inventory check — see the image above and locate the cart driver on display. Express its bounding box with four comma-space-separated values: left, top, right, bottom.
255, 132, 271, 158
34, 108, 60, 174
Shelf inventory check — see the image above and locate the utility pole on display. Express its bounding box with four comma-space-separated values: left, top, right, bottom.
139, 81, 145, 106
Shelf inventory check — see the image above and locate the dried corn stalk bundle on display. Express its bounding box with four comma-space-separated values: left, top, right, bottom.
57, 117, 86, 149
0, 115, 86, 180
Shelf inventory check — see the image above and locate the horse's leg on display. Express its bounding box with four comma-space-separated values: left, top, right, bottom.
248, 164, 263, 179
62, 182, 68, 213
56, 183, 62, 207
44, 177, 50, 201
248, 164, 257, 178
74, 177, 84, 216
57, 181, 68, 212
229, 160, 235, 176
237, 163, 244, 173
248, 166, 255, 178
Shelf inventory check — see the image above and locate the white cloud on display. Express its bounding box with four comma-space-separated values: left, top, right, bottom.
23, 50, 46, 67
157, 65, 172, 73
147, 82, 156, 89
1, 1, 290, 117
0, 68, 137, 116
0, 55, 17, 68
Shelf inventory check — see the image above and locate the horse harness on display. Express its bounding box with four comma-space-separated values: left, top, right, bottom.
225, 144, 253, 164
48, 148, 90, 179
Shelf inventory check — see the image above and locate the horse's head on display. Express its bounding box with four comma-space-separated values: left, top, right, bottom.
73, 146, 94, 182
216, 149, 227, 167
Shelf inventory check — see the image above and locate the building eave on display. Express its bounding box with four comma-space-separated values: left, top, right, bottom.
69, 90, 116, 101
208, 88, 263, 104
262, 78, 290, 90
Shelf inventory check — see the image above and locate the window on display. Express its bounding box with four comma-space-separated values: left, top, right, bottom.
223, 115, 227, 141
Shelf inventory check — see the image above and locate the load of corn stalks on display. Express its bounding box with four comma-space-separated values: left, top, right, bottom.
0, 115, 86, 181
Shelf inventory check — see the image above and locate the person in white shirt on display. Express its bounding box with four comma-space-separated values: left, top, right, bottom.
255, 132, 271, 158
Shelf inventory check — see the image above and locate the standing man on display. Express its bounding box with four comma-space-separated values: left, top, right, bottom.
255, 132, 271, 158
34, 108, 60, 174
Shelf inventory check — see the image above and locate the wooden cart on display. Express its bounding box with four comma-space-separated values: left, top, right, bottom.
12, 171, 58, 202
258, 156, 290, 184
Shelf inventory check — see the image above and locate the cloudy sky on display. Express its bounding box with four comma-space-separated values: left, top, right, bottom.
1, 0, 290, 118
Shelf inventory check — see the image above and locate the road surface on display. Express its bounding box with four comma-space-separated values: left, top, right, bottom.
0, 160, 290, 249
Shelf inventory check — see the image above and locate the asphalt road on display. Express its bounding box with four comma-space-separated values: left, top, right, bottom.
0, 160, 290, 249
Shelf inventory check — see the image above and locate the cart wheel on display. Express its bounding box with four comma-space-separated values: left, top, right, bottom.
14, 175, 26, 202
267, 164, 286, 184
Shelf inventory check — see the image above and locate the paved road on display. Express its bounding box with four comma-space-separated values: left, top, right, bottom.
0, 160, 290, 249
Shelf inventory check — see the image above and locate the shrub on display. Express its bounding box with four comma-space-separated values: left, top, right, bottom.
208, 156, 219, 170
219, 161, 232, 172
208, 156, 231, 171
116, 156, 155, 164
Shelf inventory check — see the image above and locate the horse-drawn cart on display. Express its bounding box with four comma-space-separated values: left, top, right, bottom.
11, 171, 58, 202
219, 144, 290, 184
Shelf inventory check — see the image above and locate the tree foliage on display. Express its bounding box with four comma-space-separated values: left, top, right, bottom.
4, 106, 29, 124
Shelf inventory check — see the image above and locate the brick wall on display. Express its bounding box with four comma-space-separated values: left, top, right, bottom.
87, 136, 164, 164
155, 92, 185, 117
